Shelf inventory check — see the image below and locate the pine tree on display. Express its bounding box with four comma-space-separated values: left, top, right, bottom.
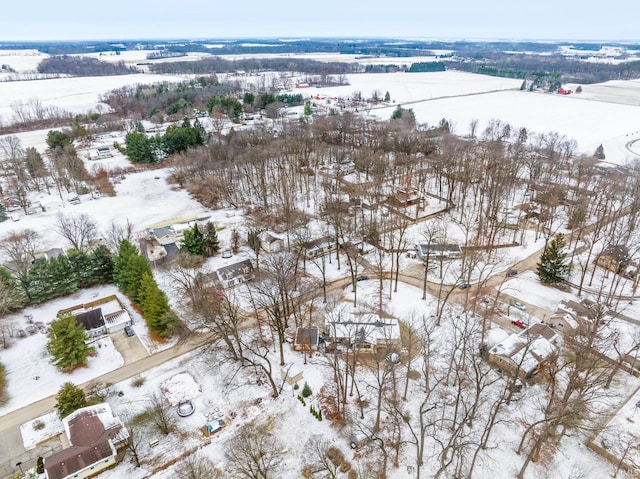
114, 240, 152, 304
181, 223, 205, 255
88, 244, 114, 284
202, 222, 221, 256
0, 267, 26, 315
138, 272, 177, 337
113, 240, 140, 292
47, 314, 95, 372
0, 203, 6, 222
536, 234, 569, 284
55, 382, 87, 417
594, 144, 606, 159
247, 227, 263, 270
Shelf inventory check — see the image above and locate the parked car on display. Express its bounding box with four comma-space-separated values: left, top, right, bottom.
356, 275, 369, 281
458, 282, 470, 289
512, 301, 526, 311
511, 319, 526, 329
177, 400, 195, 417
507, 269, 518, 277
124, 325, 135, 337
221, 250, 233, 258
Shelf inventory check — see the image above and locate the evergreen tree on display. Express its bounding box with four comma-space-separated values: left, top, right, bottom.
125, 132, 155, 163
180, 223, 205, 255
536, 234, 570, 284
114, 240, 151, 303
55, 382, 87, 417
127, 254, 154, 304
202, 222, 221, 256
47, 314, 95, 372
247, 227, 263, 270
384, 91, 391, 102
0, 267, 26, 315
67, 249, 92, 287
88, 244, 114, 284
0, 203, 6, 222
114, 240, 138, 291
138, 272, 177, 337
594, 144, 606, 159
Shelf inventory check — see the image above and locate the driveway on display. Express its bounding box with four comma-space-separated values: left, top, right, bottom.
110, 328, 149, 364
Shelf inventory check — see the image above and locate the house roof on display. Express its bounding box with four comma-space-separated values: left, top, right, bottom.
599, 245, 630, 264
259, 231, 282, 244
45, 403, 127, 479
75, 308, 105, 331
295, 327, 319, 346
216, 259, 254, 282
416, 243, 461, 257
327, 312, 400, 344
489, 323, 559, 375
303, 236, 334, 252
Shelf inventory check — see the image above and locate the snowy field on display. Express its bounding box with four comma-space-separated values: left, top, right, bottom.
0, 72, 187, 125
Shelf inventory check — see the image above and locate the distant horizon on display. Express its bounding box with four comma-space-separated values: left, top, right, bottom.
3, 0, 638, 44
1, 36, 640, 46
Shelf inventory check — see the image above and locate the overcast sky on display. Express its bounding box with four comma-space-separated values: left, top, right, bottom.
2, 0, 638, 42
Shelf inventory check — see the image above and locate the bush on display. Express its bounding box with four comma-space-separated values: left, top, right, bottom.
32, 420, 45, 431
348, 469, 358, 479
131, 376, 145, 388
36, 456, 44, 474
326, 446, 344, 467
55, 382, 87, 418
301, 382, 312, 398
0, 363, 7, 406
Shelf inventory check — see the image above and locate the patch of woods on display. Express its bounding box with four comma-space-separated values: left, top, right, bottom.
149, 56, 360, 76
0, 130, 118, 218
448, 53, 640, 84
37, 55, 139, 76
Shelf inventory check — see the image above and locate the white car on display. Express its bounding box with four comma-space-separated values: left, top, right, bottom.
512, 301, 526, 311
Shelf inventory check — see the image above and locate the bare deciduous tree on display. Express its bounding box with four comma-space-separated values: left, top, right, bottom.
56, 212, 98, 252
176, 452, 222, 479
147, 391, 175, 435
225, 421, 282, 479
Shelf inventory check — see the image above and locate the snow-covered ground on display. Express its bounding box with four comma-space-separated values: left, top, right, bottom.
0, 283, 172, 417
0, 72, 187, 124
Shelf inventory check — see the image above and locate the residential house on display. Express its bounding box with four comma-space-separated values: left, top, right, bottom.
303, 236, 337, 260
293, 326, 319, 352
389, 187, 422, 207
548, 299, 598, 331
215, 259, 254, 289
487, 323, 560, 381
259, 231, 284, 253
326, 312, 400, 353
58, 295, 133, 335
415, 243, 462, 261
44, 403, 128, 479
596, 245, 637, 279
96, 146, 112, 159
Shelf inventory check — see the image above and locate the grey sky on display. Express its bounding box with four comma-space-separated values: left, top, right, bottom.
2, 0, 638, 42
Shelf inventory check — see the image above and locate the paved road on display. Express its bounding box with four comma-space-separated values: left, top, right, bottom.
0, 334, 207, 433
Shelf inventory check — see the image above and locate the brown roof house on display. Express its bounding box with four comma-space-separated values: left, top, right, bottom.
44, 403, 129, 479
596, 245, 638, 279
548, 299, 599, 331
487, 323, 560, 381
